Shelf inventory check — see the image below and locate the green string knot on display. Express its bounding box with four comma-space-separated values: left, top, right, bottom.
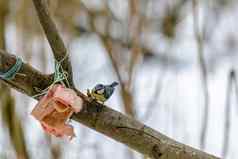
32, 54, 70, 98
0, 57, 23, 80
54, 61, 69, 87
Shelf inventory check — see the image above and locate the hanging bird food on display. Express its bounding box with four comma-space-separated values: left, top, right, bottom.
31, 84, 83, 140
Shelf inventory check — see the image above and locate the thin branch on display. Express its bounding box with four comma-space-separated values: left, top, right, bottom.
192, 0, 210, 150
76, 4, 154, 59
82, 2, 137, 117
128, 0, 142, 88
0, 50, 220, 159
124, 0, 140, 154
102, 37, 136, 117
222, 70, 234, 158
141, 73, 164, 121
31, 0, 74, 87
232, 71, 238, 115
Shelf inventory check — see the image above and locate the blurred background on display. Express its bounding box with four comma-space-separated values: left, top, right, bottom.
0, 0, 238, 158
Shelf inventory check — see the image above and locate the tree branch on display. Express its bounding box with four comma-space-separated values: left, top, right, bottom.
222, 70, 233, 158
0, 50, 220, 159
0, 49, 53, 98
192, 0, 210, 150
31, 0, 74, 87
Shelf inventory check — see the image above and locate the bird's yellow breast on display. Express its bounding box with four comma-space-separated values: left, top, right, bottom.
91, 92, 107, 102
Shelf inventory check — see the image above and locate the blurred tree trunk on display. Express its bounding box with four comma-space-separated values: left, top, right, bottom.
0, 1, 29, 159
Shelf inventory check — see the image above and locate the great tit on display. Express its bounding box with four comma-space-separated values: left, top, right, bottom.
87, 81, 119, 103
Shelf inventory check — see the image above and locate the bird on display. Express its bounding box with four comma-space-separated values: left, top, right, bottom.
87, 81, 119, 104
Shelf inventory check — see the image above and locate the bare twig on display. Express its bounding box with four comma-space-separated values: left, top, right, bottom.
222, 70, 234, 158
128, 0, 142, 88
102, 37, 136, 116
192, 0, 210, 150
126, 0, 140, 147
31, 0, 74, 87
0, 50, 220, 159
83, 2, 137, 117
141, 73, 164, 121
232, 71, 238, 115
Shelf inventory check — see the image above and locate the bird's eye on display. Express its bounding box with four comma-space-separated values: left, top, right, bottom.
97, 89, 104, 94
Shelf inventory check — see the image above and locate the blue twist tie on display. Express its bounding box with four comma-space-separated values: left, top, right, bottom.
0, 57, 23, 80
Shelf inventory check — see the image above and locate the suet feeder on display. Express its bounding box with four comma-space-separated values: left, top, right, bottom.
31, 84, 83, 140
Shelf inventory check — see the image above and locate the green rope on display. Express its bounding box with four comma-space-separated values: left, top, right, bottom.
54, 61, 70, 87
0, 57, 23, 80
32, 54, 70, 98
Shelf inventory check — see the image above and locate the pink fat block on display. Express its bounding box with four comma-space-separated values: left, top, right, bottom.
31, 84, 83, 140
53, 85, 83, 113
31, 89, 55, 121
41, 119, 75, 140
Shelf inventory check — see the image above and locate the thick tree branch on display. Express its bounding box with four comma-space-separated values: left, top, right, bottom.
31, 0, 74, 87
0, 50, 53, 98
0, 50, 220, 159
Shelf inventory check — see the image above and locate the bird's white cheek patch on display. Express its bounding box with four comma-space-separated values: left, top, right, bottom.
97, 89, 104, 94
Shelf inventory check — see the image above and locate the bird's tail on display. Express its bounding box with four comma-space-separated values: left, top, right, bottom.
110, 81, 119, 87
